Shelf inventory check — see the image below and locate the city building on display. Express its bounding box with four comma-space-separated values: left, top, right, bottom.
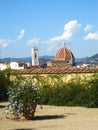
32, 47, 39, 66
10, 62, 24, 69
0, 63, 9, 70
47, 42, 75, 67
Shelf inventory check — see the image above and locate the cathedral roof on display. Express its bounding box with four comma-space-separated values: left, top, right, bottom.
54, 42, 74, 61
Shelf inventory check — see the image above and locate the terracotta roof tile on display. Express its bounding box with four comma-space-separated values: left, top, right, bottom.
15, 66, 98, 74
54, 44, 74, 61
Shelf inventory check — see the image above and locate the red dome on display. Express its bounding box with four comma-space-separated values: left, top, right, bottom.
54, 43, 74, 61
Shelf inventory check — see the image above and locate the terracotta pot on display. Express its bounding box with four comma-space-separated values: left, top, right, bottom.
23, 104, 37, 119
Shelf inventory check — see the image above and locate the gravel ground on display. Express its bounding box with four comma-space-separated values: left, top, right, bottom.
0, 102, 98, 130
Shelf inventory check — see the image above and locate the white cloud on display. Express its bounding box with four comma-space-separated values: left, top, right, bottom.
0, 29, 26, 48
45, 20, 81, 52
0, 39, 12, 48
84, 24, 93, 32
49, 20, 81, 43
17, 29, 25, 40
27, 38, 40, 46
84, 32, 98, 40
46, 44, 54, 52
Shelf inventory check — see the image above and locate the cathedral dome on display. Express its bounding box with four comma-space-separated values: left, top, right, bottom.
54, 42, 74, 64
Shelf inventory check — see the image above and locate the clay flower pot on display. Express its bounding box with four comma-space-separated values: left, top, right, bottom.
23, 104, 37, 119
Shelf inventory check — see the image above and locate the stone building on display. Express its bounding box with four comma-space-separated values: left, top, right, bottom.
32, 47, 39, 66
47, 42, 75, 67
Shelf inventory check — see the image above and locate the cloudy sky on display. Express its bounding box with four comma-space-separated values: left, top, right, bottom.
0, 0, 98, 58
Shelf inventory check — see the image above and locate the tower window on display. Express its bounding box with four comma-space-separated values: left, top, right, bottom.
66, 60, 70, 64
35, 53, 37, 58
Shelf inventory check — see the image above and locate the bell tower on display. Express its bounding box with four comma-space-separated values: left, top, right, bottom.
32, 47, 39, 66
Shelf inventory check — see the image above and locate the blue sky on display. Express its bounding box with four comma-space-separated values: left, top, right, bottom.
0, 0, 98, 58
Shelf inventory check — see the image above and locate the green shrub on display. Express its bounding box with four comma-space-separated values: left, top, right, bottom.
87, 75, 98, 108
40, 73, 98, 108
5, 76, 41, 119
0, 71, 10, 101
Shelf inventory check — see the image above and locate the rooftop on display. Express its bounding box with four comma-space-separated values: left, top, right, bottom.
54, 43, 74, 61
15, 66, 98, 74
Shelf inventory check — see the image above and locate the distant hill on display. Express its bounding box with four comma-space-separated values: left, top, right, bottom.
75, 57, 89, 63
0, 54, 98, 65
0, 56, 54, 63
76, 53, 98, 65
0, 57, 32, 63
40, 55, 54, 63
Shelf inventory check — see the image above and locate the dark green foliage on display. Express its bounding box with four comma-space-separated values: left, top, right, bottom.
41, 73, 98, 108
0, 71, 10, 101
87, 74, 98, 108
0, 69, 98, 108
41, 83, 87, 106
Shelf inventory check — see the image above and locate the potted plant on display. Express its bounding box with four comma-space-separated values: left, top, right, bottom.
5, 76, 41, 120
